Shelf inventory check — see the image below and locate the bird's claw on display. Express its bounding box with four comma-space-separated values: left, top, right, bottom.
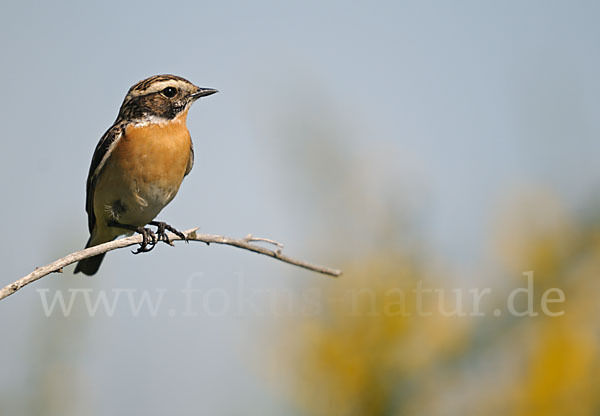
132, 227, 158, 254
150, 221, 187, 246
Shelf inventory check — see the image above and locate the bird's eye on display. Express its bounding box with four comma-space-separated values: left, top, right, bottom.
161, 87, 177, 98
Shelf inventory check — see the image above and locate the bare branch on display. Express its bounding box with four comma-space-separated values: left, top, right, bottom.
0, 228, 341, 302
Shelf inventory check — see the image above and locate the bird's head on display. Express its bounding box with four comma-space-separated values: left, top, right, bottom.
118, 74, 217, 122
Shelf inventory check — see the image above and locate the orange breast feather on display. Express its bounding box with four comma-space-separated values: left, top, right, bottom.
114, 110, 191, 189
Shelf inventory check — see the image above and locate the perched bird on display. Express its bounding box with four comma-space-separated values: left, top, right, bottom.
74, 75, 217, 275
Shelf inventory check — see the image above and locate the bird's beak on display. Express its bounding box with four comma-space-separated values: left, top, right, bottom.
191, 87, 218, 100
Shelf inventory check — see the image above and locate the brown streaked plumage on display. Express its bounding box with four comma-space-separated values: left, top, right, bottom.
74, 75, 217, 275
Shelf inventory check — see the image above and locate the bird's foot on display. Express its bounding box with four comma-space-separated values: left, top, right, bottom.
150, 221, 187, 246
132, 226, 158, 254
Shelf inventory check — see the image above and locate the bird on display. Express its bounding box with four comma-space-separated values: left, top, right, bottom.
74, 74, 218, 275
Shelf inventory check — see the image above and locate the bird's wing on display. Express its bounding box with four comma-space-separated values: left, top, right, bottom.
84, 123, 124, 233
184, 139, 194, 177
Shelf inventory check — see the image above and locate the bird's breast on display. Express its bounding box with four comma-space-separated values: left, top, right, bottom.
95, 110, 193, 226
115, 111, 192, 192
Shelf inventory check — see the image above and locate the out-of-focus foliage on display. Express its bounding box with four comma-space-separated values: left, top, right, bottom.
276, 256, 471, 415
491, 192, 600, 416
272, 187, 600, 415
272, 188, 600, 415
267, 98, 600, 415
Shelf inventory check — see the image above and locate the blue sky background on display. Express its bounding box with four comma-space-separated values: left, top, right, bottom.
0, 1, 599, 414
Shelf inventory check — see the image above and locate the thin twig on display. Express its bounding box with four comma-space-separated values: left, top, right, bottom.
243, 234, 285, 249
0, 228, 341, 302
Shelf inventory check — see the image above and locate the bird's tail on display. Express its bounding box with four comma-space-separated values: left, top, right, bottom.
74, 232, 111, 276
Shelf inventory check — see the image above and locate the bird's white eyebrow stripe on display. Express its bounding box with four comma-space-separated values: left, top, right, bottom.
128, 80, 193, 97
